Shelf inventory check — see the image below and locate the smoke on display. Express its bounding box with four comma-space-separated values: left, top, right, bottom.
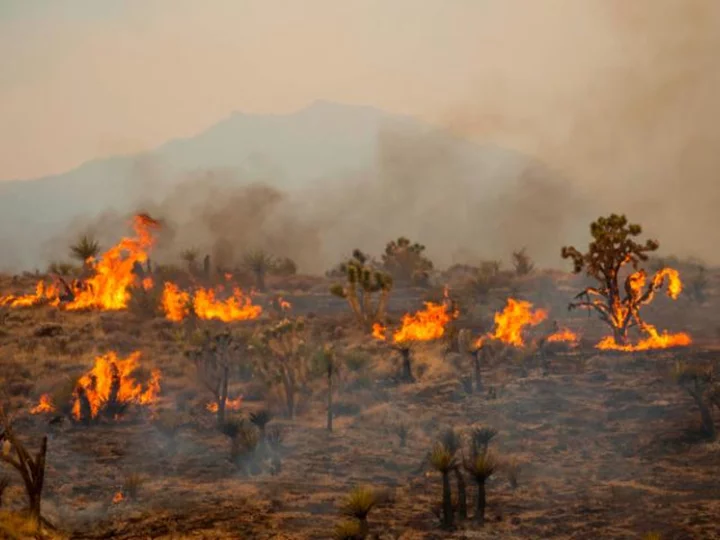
442, 0, 720, 264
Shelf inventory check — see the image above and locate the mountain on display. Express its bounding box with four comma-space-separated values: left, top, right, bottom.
0, 101, 589, 272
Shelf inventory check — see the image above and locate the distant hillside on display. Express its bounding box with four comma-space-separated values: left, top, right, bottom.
0, 101, 592, 272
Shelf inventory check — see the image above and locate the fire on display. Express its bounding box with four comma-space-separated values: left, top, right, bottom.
206, 396, 243, 413
488, 298, 547, 347
373, 302, 456, 344
71, 351, 161, 422
112, 492, 124, 504
161, 282, 263, 322
546, 327, 579, 344
192, 287, 262, 322
66, 215, 160, 311
596, 322, 691, 351
141, 277, 154, 291
278, 297, 292, 311
0, 281, 61, 308
161, 282, 191, 322
30, 394, 56, 414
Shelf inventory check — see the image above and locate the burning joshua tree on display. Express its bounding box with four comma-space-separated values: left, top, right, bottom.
561, 214, 691, 351
161, 281, 262, 323
71, 351, 161, 424
373, 302, 456, 382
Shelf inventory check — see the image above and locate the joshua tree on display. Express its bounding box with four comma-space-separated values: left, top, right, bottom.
511, 248, 535, 276
672, 361, 718, 440
330, 250, 393, 332
0, 406, 47, 526
249, 410, 272, 441
220, 418, 260, 475
242, 249, 276, 291
252, 317, 309, 419
317, 345, 339, 432
186, 331, 244, 427
180, 248, 200, 274
440, 428, 467, 521
464, 449, 497, 526
470, 426, 498, 457
429, 441, 456, 529
69, 234, 100, 265
333, 520, 364, 540
458, 329, 484, 393
381, 236, 433, 285
561, 214, 681, 346
339, 485, 378, 539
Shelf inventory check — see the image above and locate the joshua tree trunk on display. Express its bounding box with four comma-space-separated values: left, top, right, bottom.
441, 471, 454, 528
400, 348, 414, 382
472, 350, 482, 394
475, 480, 487, 525
327, 367, 333, 432
358, 517, 369, 538
217, 365, 229, 426
454, 468, 467, 520
203, 255, 211, 280
612, 324, 629, 347
255, 270, 266, 292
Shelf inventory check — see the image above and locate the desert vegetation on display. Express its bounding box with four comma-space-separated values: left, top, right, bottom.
0, 212, 717, 538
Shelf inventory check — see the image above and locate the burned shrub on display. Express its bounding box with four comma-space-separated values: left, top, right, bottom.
186, 330, 247, 428
221, 418, 261, 475
511, 247, 535, 276
330, 250, 393, 332
672, 361, 719, 440
0, 406, 47, 525
252, 317, 310, 419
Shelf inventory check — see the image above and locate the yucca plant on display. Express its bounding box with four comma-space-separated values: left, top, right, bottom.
430, 442, 457, 528
69, 234, 100, 265
340, 486, 378, 538
464, 451, 497, 525
249, 410, 272, 440
440, 428, 467, 521
470, 426, 498, 457
333, 520, 364, 540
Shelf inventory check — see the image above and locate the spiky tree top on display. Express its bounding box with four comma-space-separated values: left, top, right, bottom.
330, 250, 393, 330
70, 234, 101, 263
382, 237, 433, 283
561, 214, 659, 280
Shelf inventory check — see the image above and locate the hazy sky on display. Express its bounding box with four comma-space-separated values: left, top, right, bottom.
0, 0, 626, 180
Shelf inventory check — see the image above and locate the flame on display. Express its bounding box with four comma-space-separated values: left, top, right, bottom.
161, 282, 191, 322
206, 396, 243, 413
141, 277, 154, 291
112, 492, 124, 504
278, 297, 292, 311
373, 302, 456, 344
490, 298, 547, 347
66, 215, 160, 311
546, 327, 579, 344
596, 322, 692, 351
161, 282, 263, 322
192, 287, 262, 322
30, 394, 56, 414
71, 351, 161, 421
0, 281, 61, 308
654, 267, 683, 299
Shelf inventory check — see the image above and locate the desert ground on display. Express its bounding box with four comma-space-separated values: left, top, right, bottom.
0, 244, 719, 540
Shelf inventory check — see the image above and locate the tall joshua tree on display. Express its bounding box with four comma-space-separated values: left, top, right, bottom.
430, 441, 456, 529
70, 234, 100, 265
561, 214, 681, 346
330, 250, 393, 332
382, 236, 433, 285
243, 249, 276, 292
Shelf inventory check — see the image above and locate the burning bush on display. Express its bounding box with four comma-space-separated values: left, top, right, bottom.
562, 214, 691, 351
381, 236, 433, 286
372, 301, 456, 382
161, 281, 262, 323
69, 351, 161, 424
330, 250, 393, 332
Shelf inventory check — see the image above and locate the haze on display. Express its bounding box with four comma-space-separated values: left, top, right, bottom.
1, 0, 719, 266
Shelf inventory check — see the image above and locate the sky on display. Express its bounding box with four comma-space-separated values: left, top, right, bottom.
1, 0, 719, 266
0, 0, 646, 181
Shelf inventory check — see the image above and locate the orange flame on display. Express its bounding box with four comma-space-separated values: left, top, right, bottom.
206, 396, 243, 413
66, 215, 160, 311
192, 287, 262, 322
71, 351, 161, 421
278, 297, 292, 311
373, 302, 456, 344
112, 492, 124, 504
161, 282, 191, 322
489, 298, 547, 347
596, 323, 691, 351
0, 281, 61, 308
30, 394, 56, 414
546, 327, 579, 344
